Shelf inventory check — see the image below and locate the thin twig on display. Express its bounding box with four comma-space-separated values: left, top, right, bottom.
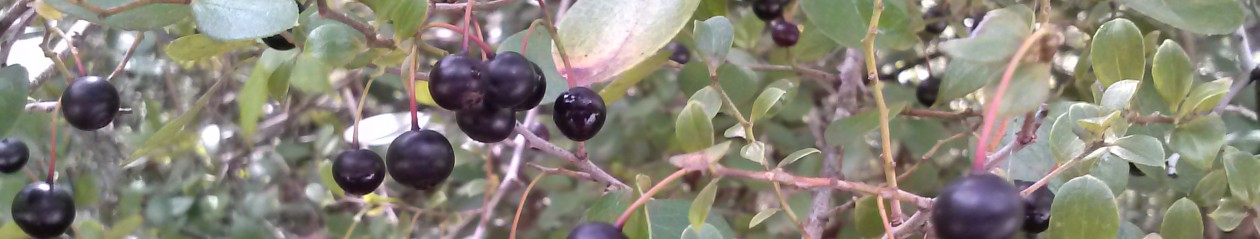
876, 196, 895, 239
973, 27, 1056, 170
1020, 143, 1103, 197
508, 173, 545, 239
471, 110, 537, 238
900, 108, 980, 120
860, 0, 904, 223
532, 0, 574, 87
671, 158, 934, 209
984, 105, 1048, 170
880, 211, 929, 239
921, 122, 978, 161
514, 122, 629, 189
614, 169, 690, 228
745, 64, 836, 80
107, 32, 143, 81
525, 163, 595, 181
66, 0, 189, 18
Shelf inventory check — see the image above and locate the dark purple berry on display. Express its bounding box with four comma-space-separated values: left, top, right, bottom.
456, 103, 516, 143
1015, 180, 1054, 233
553, 87, 606, 141
917, 76, 940, 106
485, 51, 541, 108
386, 130, 455, 190
924, 6, 948, 35
666, 42, 690, 64
513, 63, 547, 111
528, 122, 550, 142
262, 33, 296, 51
931, 173, 1024, 239
429, 54, 487, 111
567, 222, 627, 239
61, 76, 120, 131
770, 20, 799, 47
0, 138, 28, 174
12, 182, 74, 238
752, 0, 787, 21
332, 149, 386, 196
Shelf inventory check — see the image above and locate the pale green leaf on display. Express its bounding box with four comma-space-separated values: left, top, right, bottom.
1191, 170, 1227, 206
1222, 147, 1260, 204
1100, 80, 1139, 113
192, 0, 298, 40
1109, 134, 1165, 167
1169, 115, 1225, 169
938, 5, 1034, 62
45, 0, 190, 30
1209, 197, 1247, 231
556, 0, 701, 86
599, 50, 671, 102
1180, 79, 1232, 117
305, 23, 368, 68
289, 53, 333, 93
1048, 176, 1120, 239
939, 59, 1001, 104
1152, 40, 1194, 110
1161, 198, 1203, 239
1091, 18, 1145, 88
690, 86, 723, 119
676, 102, 715, 152
776, 148, 821, 169
739, 142, 765, 165
389, 0, 427, 42
0, 65, 29, 136
1117, 0, 1243, 35
985, 63, 1051, 117
164, 34, 255, 62
749, 88, 786, 122
801, 0, 923, 50
693, 16, 734, 71
748, 209, 779, 228
646, 200, 735, 239
689, 179, 721, 231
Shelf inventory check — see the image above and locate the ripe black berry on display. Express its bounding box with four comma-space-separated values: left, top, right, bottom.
666, 42, 690, 64
752, 0, 786, 21
0, 138, 28, 174
567, 222, 627, 239
61, 76, 120, 131
553, 87, 606, 141
386, 130, 455, 190
456, 103, 516, 143
485, 51, 541, 108
924, 6, 948, 35
429, 54, 487, 111
512, 63, 547, 111
770, 20, 799, 47
262, 33, 296, 51
528, 122, 550, 142
917, 77, 940, 106
11, 182, 74, 238
1015, 180, 1054, 233
332, 149, 386, 196
931, 173, 1024, 239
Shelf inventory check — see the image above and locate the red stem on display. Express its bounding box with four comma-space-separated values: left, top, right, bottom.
427, 23, 494, 57
614, 169, 690, 228
973, 29, 1052, 172
47, 98, 62, 184
407, 49, 420, 131
461, 0, 475, 52
520, 21, 538, 52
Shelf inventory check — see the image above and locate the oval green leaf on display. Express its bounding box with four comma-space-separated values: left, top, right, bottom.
1160, 198, 1203, 239
694, 16, 733, 71
45, 0, 190, 30
1169, 115, 1225, 170
1109, 134, 1165, 167
800, 0, 922, 50
749, 88, 786, 123
192, 0, 298, 40
1152, 40, 1193, 110
305, 22, 368, 68
164, 34, 255, 62
0, 65, 29, 136
676, 101, 715, 152
1222, 147, 1260, 204
1048, 176, 1120, 239
1091, 18, 1145, 88
1117, 0, 1243, 35
555, 0, 701, 86
689, 179, 721, 231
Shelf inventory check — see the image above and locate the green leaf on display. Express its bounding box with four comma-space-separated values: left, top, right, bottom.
77, 219, 106, 239
320, 160, 345, 197
268, 58, 296, 98
599, 50, 671, 102
777, 148, 821, 169
105, 214, 143, 239
693, 0, 727, 21
722, 124, 745, 139
240, 49, 293, 143
1100, 80, 1140, 113
689, 86, 723, 119
801, 0, 923, 50
45, 0, 190, 30
1152, 40, 1194, 110
689, 179, 721, 231
1169, 115, 1226, 169
1050, 103, 1101, 163
1209, 197, 1247, 231
824, 102, 907, 146
748, 209, 778, 228
732, 11, 764, 49
680, 223, 723, 239
854, 196, 890, 238
939, 5, 1034, 62
1048, 176, 1120, 239
1109, 134, 1165, 167
305, 22, 368, 68
1179, 79, 1232, 117
126, 78, 226, 165
1077, 111, 1120, 138
556, 0, 701, 86
289, 53, 333, 93
1161, 198, 1203, 239
498, 29, 566, 104
740, 141, 765, 165
749, 88, 786, 123
1090, 154, 1130, 196
1117, 0, 1243, 35
1222, 147, 1260, 203
191, 0, 298, 40
389, 0, 427, 42
1091, 18, 1146, 88
939, 59, 1001, 104
985, 63, 1051, 117
693, 16, 734, 72
72, 171, 99, 206
676, 101, 715, 152
668, 141, 733, 168
1191, 170, 1227, 206
0, 65, 29, 136
164, 34, 255, 62
0, 221, 24, 239
646, 200, 735, 239
583, 190, 633, 222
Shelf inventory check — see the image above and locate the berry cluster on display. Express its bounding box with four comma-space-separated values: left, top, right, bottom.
0, 138, 74, 239
752, 0, 799, 47
430, 52, 546, 143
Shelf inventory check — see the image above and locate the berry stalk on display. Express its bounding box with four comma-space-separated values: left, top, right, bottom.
532, 0, 575, 88
973, 28, 1054, 172
351, 77, 377, 147
424, 23, 494, 57
46, 98, 62, 184
461, 0, 475, 52
509, 173, 546, 239
614, 169, 689, 228
406, 48, 420, 130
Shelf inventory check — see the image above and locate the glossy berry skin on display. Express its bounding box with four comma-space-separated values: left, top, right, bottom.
917, 77, 941, 106
262, 33, 295, 51
1015, 180, 1054, 233
567, 222, 627, 239
666, 42, 690, 64
752, 0, 786, 21
931, 173, 1024, 239
485, 51, 540, 108
513, 63, 547, 111
61, 76, 120, 131
553, 87, 606, 141
0, 138, 28, 174
456, 103, 517, 143
332, 149, 386, 196
386, 130, 455, 190
12, 182, 74, 238
770, 20, 800, 47
429, 54, 487, 111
